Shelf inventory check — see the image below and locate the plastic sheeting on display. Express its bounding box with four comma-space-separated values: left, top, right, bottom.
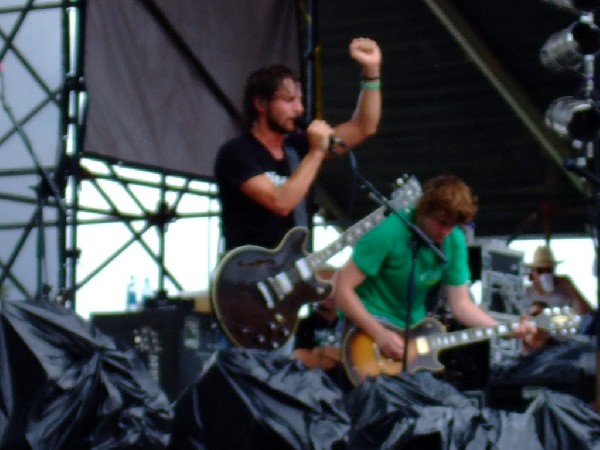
0, 299, 173, 449
2, 302, 599, 449
170, 349, 351, 450
490, 337, 596, 386
489, 337, 596, 411
345, 374, 600, 449
171, 348, 600, 450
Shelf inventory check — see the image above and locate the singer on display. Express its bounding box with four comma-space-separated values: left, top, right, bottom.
214, 37, 382, 252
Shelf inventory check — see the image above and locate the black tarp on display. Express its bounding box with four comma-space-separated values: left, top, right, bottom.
171, 348, 600, 450
0, 299, 173, 449
489, 338, 597, 411
490, 338, 596, 386
3, 302, 599, 449
170, 349, 351, 450
345, 373, 600, 449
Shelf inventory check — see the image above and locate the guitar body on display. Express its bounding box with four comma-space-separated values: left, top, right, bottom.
211, 227, 330, 349
342, 318, 446, 386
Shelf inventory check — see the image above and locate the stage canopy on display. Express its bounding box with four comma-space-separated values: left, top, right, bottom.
83, 0, 300, 179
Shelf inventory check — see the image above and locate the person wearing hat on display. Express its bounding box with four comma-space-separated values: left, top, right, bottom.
524, 245, 593, 315
522, 245, 595, 347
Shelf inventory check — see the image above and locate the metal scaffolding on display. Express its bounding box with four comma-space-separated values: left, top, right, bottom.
0, 1, 223, 311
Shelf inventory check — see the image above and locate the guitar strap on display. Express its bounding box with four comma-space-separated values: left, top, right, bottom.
284, 143, 309, 228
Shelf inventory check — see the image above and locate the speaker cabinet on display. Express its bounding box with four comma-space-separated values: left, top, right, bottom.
92, 307, 219, 401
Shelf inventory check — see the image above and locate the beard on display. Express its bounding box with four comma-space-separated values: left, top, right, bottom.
266, 112, 293, 135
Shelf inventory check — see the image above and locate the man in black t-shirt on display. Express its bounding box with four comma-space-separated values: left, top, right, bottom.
214, 37, 382, 252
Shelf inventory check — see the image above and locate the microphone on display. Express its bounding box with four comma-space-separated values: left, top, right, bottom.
294, 116, 347, 148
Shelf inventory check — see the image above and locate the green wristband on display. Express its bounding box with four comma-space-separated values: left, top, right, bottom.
360, 80, 381, 90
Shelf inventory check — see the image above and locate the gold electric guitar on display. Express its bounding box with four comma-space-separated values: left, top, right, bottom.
341, 307, 580, 386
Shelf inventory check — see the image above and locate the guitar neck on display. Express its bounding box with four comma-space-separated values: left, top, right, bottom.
422, 307, 579, 352
305, 205, 389, 270
423, 321, 518, 352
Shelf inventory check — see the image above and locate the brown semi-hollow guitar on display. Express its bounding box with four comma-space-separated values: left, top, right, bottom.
210, 176, 422, 350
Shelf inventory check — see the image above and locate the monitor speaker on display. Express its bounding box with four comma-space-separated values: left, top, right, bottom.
92, 307, 219, 401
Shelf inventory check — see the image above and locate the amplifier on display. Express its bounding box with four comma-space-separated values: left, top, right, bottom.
91, 307, 219, 401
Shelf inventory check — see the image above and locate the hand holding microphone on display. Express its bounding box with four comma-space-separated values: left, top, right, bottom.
294, 116, 347, 152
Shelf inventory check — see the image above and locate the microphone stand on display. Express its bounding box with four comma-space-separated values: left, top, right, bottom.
329, 143, 447, 372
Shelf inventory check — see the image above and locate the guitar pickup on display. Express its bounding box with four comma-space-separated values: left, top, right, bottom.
256, 281, 275, 309
294, 258, 312, 281
265, 274, 292, 300
415, 336, 429, 355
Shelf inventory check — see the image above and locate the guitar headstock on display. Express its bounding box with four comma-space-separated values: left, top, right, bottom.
533, 306, 581, 336
389, 175, 422, 212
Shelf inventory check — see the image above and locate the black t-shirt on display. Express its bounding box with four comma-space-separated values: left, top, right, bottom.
214, 131, 310, 251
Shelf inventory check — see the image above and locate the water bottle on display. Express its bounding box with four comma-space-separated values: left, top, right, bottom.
142, 277, 153, 305
126, 276, 137, 311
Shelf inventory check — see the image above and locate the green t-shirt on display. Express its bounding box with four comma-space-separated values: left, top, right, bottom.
352, 209, 470, 329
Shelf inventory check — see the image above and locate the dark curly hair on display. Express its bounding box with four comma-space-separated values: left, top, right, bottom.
242, 64, 300, 128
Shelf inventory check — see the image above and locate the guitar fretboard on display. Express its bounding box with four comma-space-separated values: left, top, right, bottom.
258, 177, 421, 302
305, 206, 389, 270
422, 322, 516, 352
304, 177, 422, 271
420, 308, 579, 353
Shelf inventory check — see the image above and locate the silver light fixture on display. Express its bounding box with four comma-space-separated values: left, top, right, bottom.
540, 21, 600, 71
545, 96, 600, 141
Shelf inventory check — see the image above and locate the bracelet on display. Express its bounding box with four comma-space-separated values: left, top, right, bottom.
361, 75, 381, 81
360, 80, 381, 90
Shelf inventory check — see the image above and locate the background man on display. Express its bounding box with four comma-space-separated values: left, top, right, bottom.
523, 245, 594, 317
522, 245, 596, 346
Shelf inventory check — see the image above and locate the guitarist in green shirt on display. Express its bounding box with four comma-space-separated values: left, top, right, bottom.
335, 175, 538, 380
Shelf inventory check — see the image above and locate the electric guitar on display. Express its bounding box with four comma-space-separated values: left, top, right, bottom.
342, 306, 581, 386
210, 175, 422, 350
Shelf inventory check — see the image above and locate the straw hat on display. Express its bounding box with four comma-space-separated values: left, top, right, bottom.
524, 246, 561, 269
